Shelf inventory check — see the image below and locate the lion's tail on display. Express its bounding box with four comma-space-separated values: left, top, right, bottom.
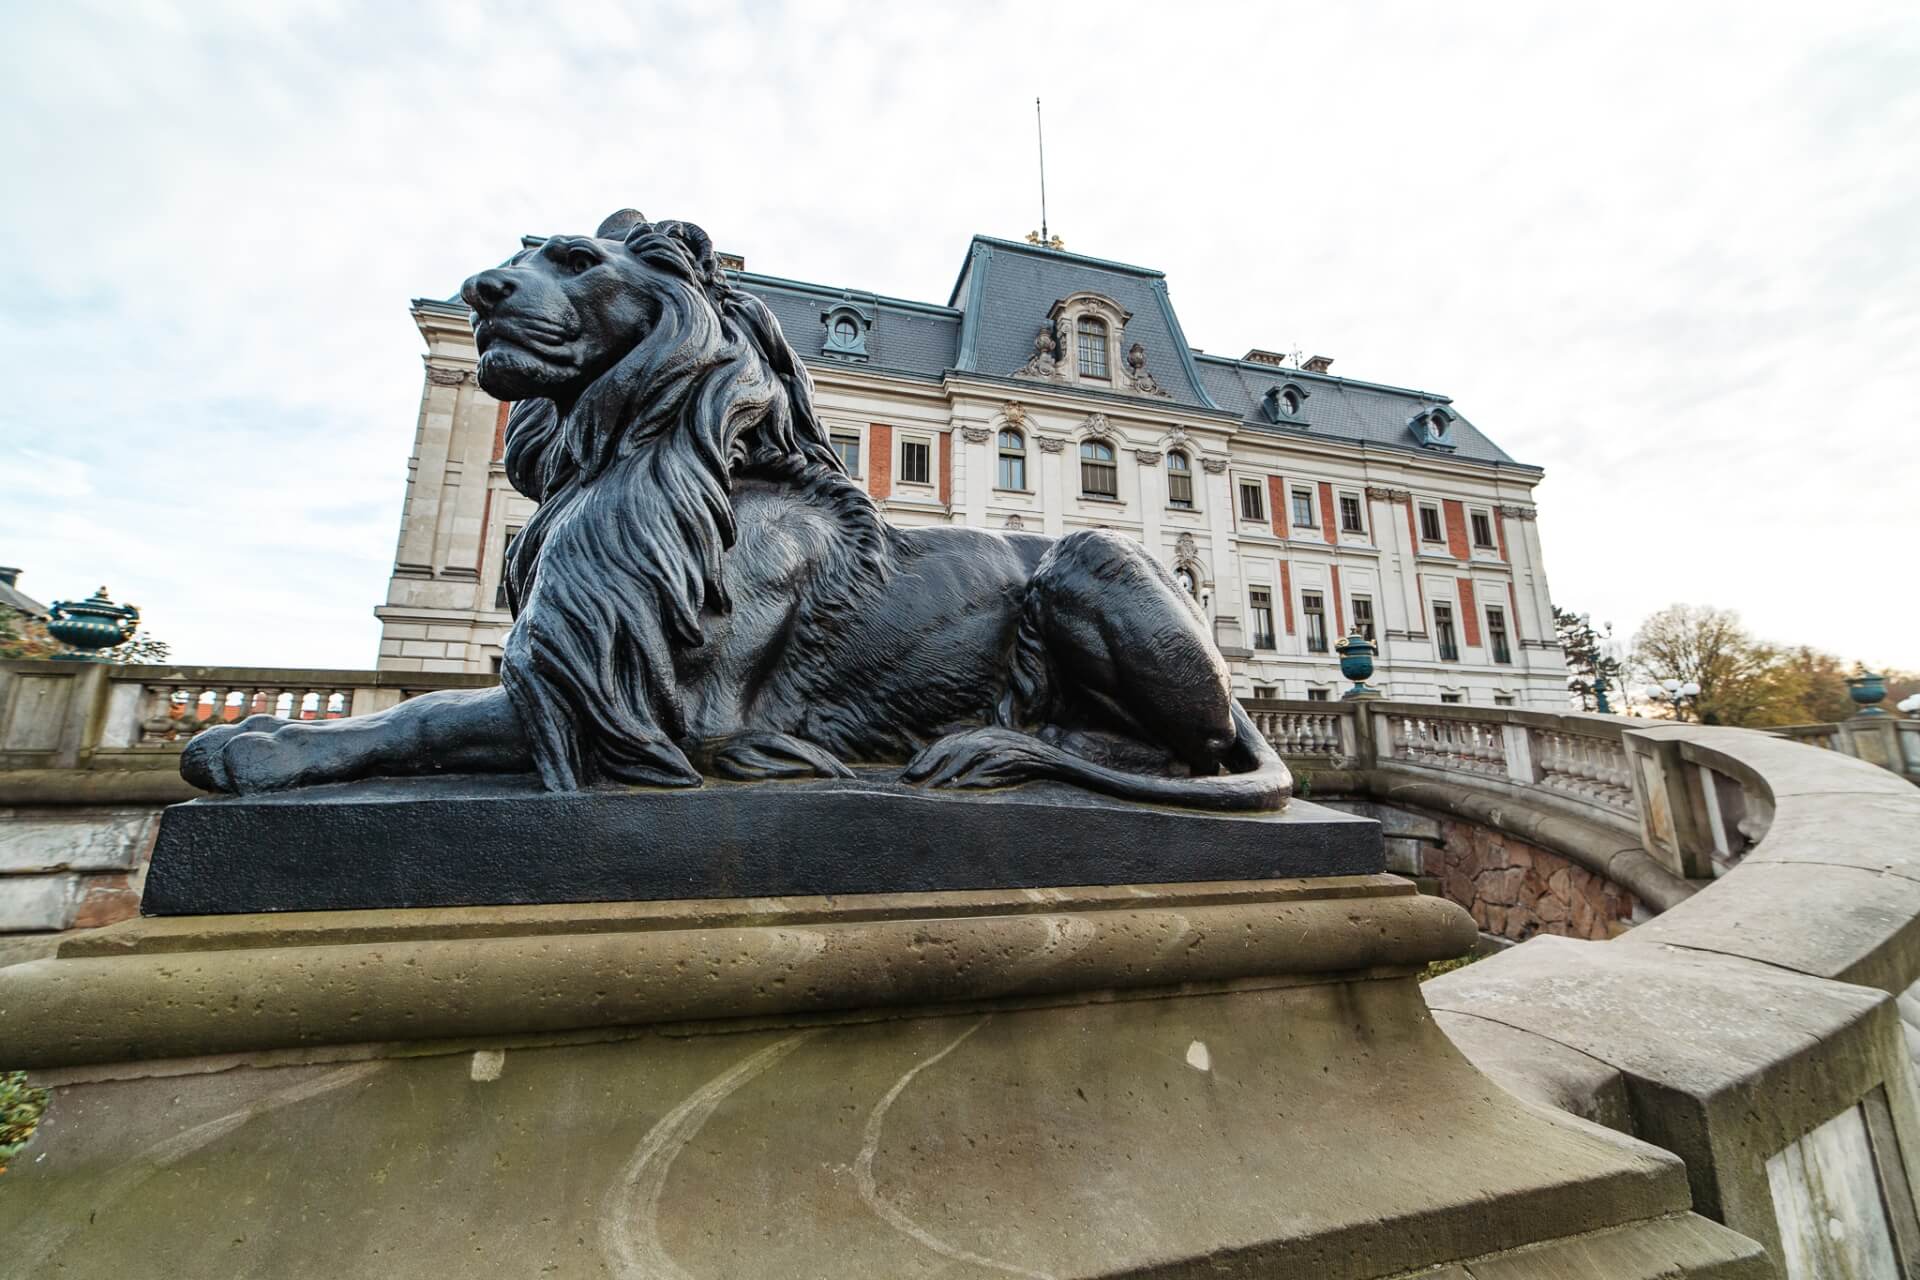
1040, 703, 1294, 813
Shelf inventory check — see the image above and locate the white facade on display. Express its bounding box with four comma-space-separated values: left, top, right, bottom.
377, 243, 1568, 709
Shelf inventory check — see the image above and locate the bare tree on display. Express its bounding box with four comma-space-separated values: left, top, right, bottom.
1628, 605, 1805, 725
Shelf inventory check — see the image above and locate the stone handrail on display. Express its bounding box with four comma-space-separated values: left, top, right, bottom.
1425, 721, 1920, 1267
1774, 716, 1920, 785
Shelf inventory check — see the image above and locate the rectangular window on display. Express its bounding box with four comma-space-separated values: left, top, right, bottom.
1351, 595, 1375, 641
832, 432, 861, 477
494, 527, 521, 610
1487, 606, 1512, 664
1166, 461, 1194, 508
1239, 481, 1266, 522
1440, 693, 1464, 704
1494, 694, 1516, 707
1249, 587, 1276, 650
1291, 487, 1315, 528
1307, 687, 1332, 702
1433, 603, 1460, 661
997, 451, 1026, 491
900, 438, 931, 486
1418, 504, 1444, 543
1339, 493, 1365, 534
1471, 510, 1495, 549
1302, 590, 1329, 653
1076, 318, 1109, 378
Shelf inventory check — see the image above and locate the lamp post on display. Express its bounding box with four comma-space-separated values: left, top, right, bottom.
1645, 678, 1701, 720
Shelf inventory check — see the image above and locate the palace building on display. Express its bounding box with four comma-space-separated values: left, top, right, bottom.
377, 232, 1568, 706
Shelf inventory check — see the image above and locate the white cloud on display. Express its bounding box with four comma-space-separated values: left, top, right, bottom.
2, 0, 1915, 667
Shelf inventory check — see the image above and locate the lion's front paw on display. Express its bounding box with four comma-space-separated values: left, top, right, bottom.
902, 728, 1061, 790
180, 724, 242, 792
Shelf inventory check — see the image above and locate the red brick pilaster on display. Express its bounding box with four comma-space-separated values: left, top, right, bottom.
1319, 482, 1337, 544
869, 425, 893, 500
1279, 560, 1296, 634
1494, 507, 1509, 562
1458, 579, 1481, 646
1443, 500, 1470, 560
938, 431, 952, 507
1331, 565, 1346, 635
493, 401, 510, 462
1267, 475, 1286, 537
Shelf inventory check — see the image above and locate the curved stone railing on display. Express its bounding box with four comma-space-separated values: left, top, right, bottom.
1424, 722, 1920, 1272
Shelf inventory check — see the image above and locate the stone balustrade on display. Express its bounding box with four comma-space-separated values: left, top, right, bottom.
1776, 716, 1920, 786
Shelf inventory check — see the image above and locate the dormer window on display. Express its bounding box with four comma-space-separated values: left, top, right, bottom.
1076, 318, 1109, 378
821, 304, 870, 360
1410, 406, 1457, 451
1262, 382, 1309, 424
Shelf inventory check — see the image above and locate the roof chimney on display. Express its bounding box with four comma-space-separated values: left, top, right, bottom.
1242, 349, 1290, 368
1302, 354, 1334, 374
0, 567, 18, 588
716, 251, 745, 273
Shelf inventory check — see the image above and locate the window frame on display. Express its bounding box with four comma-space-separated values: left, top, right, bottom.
996, 428, 1028, 492
1076, 317, 1110, 379
1238, 479, 1267, 523
1350, 594, 1375, 642
830, 430, 862, 478
898, 435, 934, 487
1433, 602, 1460, 661
1079, 438, 1118, 499
1165, 449, 1194, 509
494, 526, 522, 611
1418, 502, 1445, 545
1302, 590, 1329, 654
1248, 586, 1277, 651
1338, 491, 1366, 535
1469, 508, 1496, 550
1306, 687, 1332, 702
1487, 604, 1513, 664
1290, 486, 1317, 529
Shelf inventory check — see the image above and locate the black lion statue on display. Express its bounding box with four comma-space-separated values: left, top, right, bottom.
183, 210, 1290, 811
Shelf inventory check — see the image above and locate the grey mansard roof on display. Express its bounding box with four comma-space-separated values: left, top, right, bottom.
431, 232, 1538, 471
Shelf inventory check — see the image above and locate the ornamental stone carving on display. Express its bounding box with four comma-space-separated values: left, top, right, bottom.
1200, 457, 1229, 474
425, 365, 475, 386
960, 425, 992, 444
1079, 413, 1112, 437
1004, 514, 1025, 530
1366, 486, 1412, 503
1498, 504, 1538, 521
1000, 401, 1028, 427
1037, 436, 1068, 454
1133, 450, 1163, 467
1123, 343, 1171, 398
1014, 328, 1067, 381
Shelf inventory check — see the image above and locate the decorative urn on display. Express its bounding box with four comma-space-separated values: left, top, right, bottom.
1334, 630, 1382, 700
1847, 670, 1889, 717
46, 587, 140, 662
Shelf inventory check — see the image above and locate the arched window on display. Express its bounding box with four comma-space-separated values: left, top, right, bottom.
996, 428, 1027, 490
1080, 439, 1117, 498
1076, 317, 1109, 378
1166, 449, 1194, 509
1282, 389, 1301, 416
833, 315, 858, 345
1174, 566, 1197, 596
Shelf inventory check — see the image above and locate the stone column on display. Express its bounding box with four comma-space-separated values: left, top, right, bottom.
1202, 457, 1246, 652
958, 422, 992, 527
395, 367, 465, 575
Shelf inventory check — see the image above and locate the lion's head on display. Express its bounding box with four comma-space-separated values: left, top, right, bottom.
471, 210, 854, 791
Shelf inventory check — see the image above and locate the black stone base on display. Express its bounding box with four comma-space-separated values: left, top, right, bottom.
140, 773, 1383, 916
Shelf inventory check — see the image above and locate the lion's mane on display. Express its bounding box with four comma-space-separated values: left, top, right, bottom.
494, 216, 853, 789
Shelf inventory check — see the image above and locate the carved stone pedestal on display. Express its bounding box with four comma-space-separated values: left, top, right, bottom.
0, 874, 1766, 1277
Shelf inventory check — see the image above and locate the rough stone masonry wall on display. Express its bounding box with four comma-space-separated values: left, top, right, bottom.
0, 807, 160, 934
1425, 816, 1635, 944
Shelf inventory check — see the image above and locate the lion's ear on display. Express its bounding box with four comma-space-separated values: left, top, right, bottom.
595, 208, 649, 239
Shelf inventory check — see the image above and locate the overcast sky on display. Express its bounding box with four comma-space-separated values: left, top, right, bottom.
3, 1, 1914, 671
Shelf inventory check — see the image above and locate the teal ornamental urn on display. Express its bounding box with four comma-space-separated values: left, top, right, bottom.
1847, 670, 1889, 717
1334, 629, 1383, 700
47, 587, 140, 662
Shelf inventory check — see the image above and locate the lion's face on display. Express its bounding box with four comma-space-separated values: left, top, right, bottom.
462, 234, 668, 402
